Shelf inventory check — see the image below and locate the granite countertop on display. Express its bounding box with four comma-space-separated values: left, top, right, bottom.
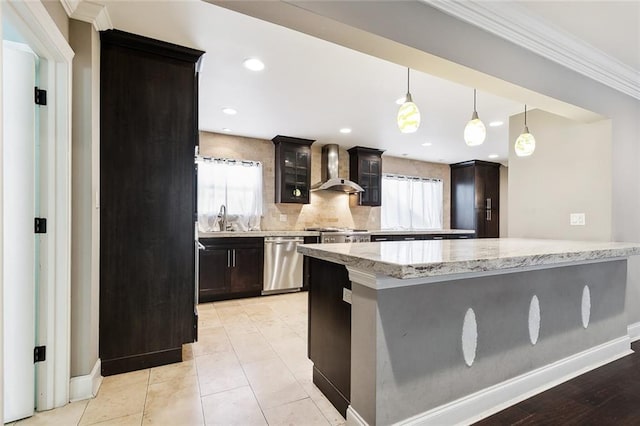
297, 238, 640, 280
198, 229, 474, 238
199, 230, 320, 238
369, 229, 475, 235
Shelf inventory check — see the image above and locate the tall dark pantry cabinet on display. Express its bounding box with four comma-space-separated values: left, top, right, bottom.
450, 160, 501, 238
99, 30, 204, 375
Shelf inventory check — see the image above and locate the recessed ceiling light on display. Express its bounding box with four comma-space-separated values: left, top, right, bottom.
243, 58, 265, 71
422, 142, 432, 147
222, 107, 237, 115
395, 96, 406, 105
339, 128, 352, 134
488, 154, 499, 159
489, 121, 504, 127
222, 128, 232, 132
402, 153, 409, 157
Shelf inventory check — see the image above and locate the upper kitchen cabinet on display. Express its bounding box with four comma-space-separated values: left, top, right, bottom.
348, 146, 385, 206
273, 135, 315, 204
100, 29, 204, 375
450, 160, 500, 238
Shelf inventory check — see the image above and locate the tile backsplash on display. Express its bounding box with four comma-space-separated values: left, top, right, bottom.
199, 131, 450, 230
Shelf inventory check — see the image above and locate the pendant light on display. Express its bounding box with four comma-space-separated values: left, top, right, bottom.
464, 89, 486, 146
514, 104, 536, 157
397, 68, 420, 133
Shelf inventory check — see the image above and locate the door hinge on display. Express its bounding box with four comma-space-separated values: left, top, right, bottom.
35, 87, 47, 106
34, 346, 46, 363
35, 217, 47, 234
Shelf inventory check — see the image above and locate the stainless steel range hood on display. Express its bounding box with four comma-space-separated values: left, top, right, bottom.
311, 144, 363, 193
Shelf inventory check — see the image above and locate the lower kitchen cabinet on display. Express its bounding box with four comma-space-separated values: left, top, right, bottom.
308, 257, 351, 417
199, 237, 264, 302
302, 236, 320, 291
371, 233, 475, 242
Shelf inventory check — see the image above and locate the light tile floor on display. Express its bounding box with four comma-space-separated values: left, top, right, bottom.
13, 292, 345, 426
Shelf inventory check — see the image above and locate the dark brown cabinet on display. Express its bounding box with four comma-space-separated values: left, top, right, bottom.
99, 30, 203, 375
450, 160, 501, 238
348, 146, 385, 206
370, 233, 475, 242
273, 135, 315, 204
308, 257, 352, 417
198, 238, 264, 302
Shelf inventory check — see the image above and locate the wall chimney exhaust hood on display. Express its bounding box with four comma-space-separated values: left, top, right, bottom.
311, 144, 363, 193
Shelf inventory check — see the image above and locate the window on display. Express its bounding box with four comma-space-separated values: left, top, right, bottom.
197, 157, 263, 231
381, 174, 443, 230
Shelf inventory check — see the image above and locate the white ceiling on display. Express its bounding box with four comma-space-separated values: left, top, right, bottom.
519, 1, 640, 72
100, 0, 635, 165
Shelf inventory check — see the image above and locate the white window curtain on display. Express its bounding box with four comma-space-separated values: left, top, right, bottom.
381, 174, 443, 230
197, 157, 263, 231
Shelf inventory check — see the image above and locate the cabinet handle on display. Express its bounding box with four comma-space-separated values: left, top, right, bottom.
486, 198, 491, 209
233, 249, 236, 267
227, 250, 231, 268
486, 210, 492, 221
375, 238, 389, 241
433, 236, 444, 240
404, 237, 416, 241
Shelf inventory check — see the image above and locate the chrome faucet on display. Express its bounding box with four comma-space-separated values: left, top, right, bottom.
218, 204, 227, 231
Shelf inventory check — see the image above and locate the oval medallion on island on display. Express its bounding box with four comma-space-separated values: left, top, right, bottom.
462, 308, 478, 367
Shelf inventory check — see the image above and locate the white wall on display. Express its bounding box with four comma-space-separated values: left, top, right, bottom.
0, 3, 5, 421
69, 19, 100, 378
499, 165, 508, 237
508, 109, 612, 241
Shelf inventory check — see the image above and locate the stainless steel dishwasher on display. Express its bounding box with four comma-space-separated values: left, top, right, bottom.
263, 236, 304, 294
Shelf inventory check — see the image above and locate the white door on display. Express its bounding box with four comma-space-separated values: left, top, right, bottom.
3, 40, 37, 423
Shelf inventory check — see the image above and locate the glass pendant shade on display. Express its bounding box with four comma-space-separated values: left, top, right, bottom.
464, 111, 486, 146
515, 126, 536, 157
464, 89, 486, 146
397, 68, 420, 133
397, 93, 420, 133
514, 104, 536, 157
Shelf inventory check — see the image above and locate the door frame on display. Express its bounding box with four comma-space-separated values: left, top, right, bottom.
0, 0, 73, 414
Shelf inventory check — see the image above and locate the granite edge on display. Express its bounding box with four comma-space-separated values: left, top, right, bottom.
297, 244, 640, 280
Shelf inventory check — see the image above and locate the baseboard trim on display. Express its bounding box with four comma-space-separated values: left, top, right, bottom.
346, 336, 631, 426
628, 322, 640, 342
101, 347, 182, 376
69, 359, 103, 402
346, 406, 368, 426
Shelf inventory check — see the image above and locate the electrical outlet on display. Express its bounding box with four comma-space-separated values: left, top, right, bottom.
570, 213, 586, 226
342, 288, 352, 304
279, 214, 287, 222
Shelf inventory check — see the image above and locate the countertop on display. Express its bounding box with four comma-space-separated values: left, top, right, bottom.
198, 229, 473, 238
297, 238, 640, 280
199, 230, 320, 238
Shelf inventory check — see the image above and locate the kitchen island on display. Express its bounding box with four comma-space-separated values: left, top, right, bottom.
298, 238, 640, 425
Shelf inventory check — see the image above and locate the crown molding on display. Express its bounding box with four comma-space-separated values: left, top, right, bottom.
60, 0, 113, 31
424, 0, 640, 100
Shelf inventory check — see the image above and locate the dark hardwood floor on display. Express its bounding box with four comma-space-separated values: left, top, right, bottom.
475, 341, 640, 425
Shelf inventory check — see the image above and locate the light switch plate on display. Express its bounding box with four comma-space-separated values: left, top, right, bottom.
570, 213, 586, 226
342, 288, 352, 304
279, 214, 287, 222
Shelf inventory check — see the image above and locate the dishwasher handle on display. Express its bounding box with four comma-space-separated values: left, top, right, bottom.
264, 237, 305, 244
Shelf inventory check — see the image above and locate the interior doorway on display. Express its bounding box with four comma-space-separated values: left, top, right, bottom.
1, 1, 73, 419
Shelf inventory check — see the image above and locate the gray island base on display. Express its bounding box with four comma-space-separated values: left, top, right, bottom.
298, 238, 640, 425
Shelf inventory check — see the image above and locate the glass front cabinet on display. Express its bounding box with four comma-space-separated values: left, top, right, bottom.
273, 135, 315, 204
348, 146, 385, 207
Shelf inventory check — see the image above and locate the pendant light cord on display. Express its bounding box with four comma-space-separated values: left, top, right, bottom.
407, 68, 410, 94
524, 104, 528, 125
473, 89, 477, 112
